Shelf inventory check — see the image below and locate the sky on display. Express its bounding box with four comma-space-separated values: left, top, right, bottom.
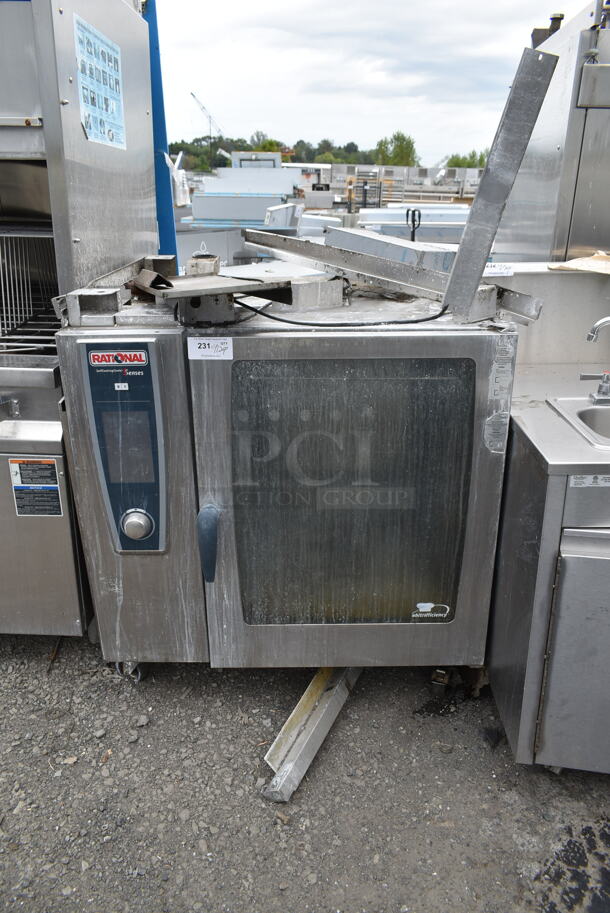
156, 0, 591, 165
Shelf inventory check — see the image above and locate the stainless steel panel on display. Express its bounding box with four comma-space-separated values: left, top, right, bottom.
488, 422, 567, 763
0, 355, 59, 389
0, 2, 43, 121
0, 2, 45, 158
577, 62, 610, 106
30, 0, 157, 291
57, 327, 209, 664
566, 106, 610, 257
0, 451, 84, 636
443, 48, 557, 322
0, 161, 52, 223
192, 327, 516, 668
563, 478, 610, 527
493, 9, 595, 261
535, 529, 610, 773
494, 269, 610, 366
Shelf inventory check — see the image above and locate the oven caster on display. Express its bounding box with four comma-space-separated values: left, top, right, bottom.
114, 661, 148, 684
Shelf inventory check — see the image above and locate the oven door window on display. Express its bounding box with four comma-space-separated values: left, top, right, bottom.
231, 358, 475, 624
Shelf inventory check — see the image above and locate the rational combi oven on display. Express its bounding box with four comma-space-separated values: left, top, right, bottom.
57, 316, 516, 669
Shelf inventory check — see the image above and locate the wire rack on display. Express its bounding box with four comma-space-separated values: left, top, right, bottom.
0, 235, 59, 354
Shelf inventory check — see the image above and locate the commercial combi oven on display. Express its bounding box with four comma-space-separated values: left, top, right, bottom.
57, 314, 517, 670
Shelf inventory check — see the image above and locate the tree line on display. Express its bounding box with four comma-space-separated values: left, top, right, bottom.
168, 131, 488, 172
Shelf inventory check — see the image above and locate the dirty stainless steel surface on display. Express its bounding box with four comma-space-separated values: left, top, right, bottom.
491, 359, 610, 773
549, 396, 610, 449
512, 369, 610, 473
0, 0, 45, 159
0, 161, 52, 223
492, 266, 610, 365
190, 310, 517, 668
262, 667, 362, 802
489, 422, 567, 764
443, 48, 558, 322
534, 528, 610, 773
244, 230, 448, 300
0, 353, 87, 636
57, 327, 208, 664
494, 7, 610, 262
29, 0, 157, 292
243, 229, 499, 314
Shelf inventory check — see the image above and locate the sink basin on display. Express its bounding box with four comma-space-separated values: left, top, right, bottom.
549, 397, 610, 449
577, 407, 610, 437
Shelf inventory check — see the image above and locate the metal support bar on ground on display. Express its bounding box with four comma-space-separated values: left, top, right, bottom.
442, 47, 558, 323
262, 667, 362, 803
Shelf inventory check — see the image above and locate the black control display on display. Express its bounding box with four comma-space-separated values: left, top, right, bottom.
85, 342, 163, 551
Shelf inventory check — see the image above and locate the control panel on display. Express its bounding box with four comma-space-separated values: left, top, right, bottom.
83, 341, 165, 552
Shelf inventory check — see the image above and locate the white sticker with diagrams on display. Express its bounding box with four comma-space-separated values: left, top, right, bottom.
569, 474, 610, 487
187, 337, 233, 360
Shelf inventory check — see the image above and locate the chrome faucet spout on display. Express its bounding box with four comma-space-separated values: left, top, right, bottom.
587, 315, 610, 342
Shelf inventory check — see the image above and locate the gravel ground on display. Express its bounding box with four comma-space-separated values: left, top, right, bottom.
0, 635, 608, 913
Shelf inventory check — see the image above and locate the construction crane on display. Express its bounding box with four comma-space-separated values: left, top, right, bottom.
190, 92, 224, 152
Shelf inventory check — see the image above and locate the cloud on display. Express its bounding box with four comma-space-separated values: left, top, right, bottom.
157, 0, 591, 163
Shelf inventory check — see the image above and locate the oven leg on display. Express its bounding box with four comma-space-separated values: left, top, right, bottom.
261, 666, 362, 803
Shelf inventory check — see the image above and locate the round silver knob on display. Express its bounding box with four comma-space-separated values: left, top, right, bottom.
121, 509, 154, 540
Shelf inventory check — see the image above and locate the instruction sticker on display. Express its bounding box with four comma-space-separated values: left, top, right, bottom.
187, 337, 233, 360
9, 459, 63, 517
74, 15, 126, 149
569, 474, 610, 488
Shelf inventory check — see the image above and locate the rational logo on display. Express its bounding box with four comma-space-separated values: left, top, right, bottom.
89, 350, 148, 366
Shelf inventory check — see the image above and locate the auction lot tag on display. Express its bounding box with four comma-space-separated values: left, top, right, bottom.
187, 338, 233, 360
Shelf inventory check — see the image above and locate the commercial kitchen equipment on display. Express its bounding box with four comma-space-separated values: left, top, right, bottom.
495, 2, 610, 261
489, 403, 610, 776
56, 285, 518, 670
0, 0, 158, 635
53, 43, 555, 672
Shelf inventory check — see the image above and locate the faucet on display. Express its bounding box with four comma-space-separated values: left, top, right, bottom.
587, 315, 610, 342
580, 371, 610, 404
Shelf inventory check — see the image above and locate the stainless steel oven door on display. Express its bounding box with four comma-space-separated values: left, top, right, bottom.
188, 328, 516, 668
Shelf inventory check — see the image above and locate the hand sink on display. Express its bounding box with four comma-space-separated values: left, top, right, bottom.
549, 398, 610, 449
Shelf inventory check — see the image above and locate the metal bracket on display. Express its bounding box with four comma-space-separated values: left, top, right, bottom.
0, 116, 42, 127
262, 667, 362, 803
177, 294, 235, 325
64, 287, 132, 327
496, 288, 543, 324
577, 63, 610, 108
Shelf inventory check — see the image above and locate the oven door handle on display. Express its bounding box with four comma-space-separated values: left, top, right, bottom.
197, 505, 220, 583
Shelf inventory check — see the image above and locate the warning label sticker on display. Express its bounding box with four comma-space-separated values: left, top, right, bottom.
9, 459, 63, 517
569, 474, 610, 488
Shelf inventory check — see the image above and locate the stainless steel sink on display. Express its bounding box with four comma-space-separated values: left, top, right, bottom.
549, 397, 610, 449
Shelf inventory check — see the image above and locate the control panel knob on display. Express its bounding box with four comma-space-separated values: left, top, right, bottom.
121, 509, 153, 541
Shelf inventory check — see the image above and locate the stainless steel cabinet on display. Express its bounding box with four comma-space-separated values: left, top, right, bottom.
489, 420, 610, 774
535, 530, 610, 773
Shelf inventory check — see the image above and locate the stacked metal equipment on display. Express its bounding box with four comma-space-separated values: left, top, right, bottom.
0, 0, 157, 636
